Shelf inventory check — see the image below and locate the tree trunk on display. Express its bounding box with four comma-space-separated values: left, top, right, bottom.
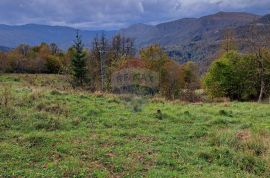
258, 64, 264, 103
257, 55, 266, 103
258, 78, 264, 103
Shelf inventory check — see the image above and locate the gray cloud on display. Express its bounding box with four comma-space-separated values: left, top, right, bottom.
0, 0, 269, 30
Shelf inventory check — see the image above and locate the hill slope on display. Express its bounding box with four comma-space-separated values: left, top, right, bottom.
120, 12, 260, 47
121, 12, 264, 69
0, 74, 269, 177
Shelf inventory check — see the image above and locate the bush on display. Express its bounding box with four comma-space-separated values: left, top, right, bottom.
203, 51, 260, 101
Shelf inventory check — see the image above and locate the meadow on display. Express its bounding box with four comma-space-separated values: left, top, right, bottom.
0, 74, 269, 177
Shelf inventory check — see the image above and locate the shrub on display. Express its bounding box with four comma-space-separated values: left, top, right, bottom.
203, 51, 260, 101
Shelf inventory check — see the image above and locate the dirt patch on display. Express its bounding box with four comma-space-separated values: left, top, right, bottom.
236, 130, 252, 141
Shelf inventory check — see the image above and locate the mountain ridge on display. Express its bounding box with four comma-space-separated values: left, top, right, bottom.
0, 11, 263, 50
0, 45, 11, 52
120, 11, 270, 73
0, 24, 116, 49
120, 11, 261, 47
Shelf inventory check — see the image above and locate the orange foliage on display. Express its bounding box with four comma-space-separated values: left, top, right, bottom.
117, 58, 147, 70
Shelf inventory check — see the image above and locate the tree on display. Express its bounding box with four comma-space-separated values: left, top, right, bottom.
99, 33, 108, 91
89, 34, 109, 91
140, 44, 168, 65
183, 61, 200, 89
71, 31, 87, 85
244, 23, 270, 102
140, 44, 188, 99
46, 55, 63, 74
203, 51, 260, 101
16, 44, 31, 57
160, 60, 184, 100
182, 61, 201, 101
87, 33, 135, 92
0, 52, 9, 72
88, 36, 102, 90
111, 34, 135, 58
50, 43, 60, 55
140, 44, 168, 87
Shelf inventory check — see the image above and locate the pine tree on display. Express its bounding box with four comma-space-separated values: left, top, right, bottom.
72, 31, 87, 85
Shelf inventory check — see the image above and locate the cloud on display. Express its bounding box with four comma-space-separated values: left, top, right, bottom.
0, 0, 269, 30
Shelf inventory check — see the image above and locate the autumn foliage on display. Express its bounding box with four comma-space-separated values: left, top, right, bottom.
0, 43, 65, 73
0, 37, 200, 100
140, 44, 200, 100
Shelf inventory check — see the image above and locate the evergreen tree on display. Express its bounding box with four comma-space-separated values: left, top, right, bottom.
71, 31, 87, 85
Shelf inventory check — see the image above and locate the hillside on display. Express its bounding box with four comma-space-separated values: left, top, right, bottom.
0, 24, 116, 49
121, 12, 259, 45
120, 12, 265, 69
0, 74, 269, 177
121, 12, 259, 47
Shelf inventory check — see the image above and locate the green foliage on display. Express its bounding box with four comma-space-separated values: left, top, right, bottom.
140, 44, 168, 71
46, 55, 63, 74
183, 61, 200, 88
71, 31, 87, 85
203, 51, 260, 101
181, 61, 201, 101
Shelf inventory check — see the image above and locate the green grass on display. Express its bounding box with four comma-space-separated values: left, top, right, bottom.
0, 74, 269, 177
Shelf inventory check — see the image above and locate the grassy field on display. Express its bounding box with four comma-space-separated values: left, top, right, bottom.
0, 74, 269, 178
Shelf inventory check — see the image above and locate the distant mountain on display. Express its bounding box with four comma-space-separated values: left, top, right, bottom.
256, 14, 270, 24
0, 45, 11, 52
120, 12, 260, 47
0, 24, 116, 49
120, 12, 264, 72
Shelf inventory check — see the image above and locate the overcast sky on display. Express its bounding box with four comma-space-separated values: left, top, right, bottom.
0, 0, 269, 30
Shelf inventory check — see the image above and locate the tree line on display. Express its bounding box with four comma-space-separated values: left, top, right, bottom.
0, 32, 200, 101
1, 25, 269, 102
0, 42, 66, 74
204, 24, 270, 102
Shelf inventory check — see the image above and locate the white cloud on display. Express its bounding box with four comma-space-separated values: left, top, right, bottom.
0, 0, 268, 29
